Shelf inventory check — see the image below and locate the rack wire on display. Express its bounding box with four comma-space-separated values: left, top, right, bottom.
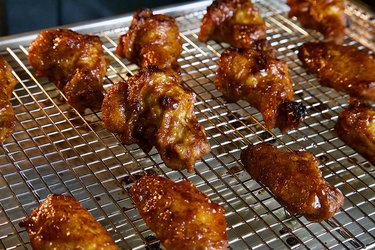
0, 0, 374, 249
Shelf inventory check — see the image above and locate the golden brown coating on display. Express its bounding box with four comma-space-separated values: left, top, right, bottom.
0, 57, 18, 144
28, 29, 109, 112
19, 194, 119, 250
287, 0, 346, 44
335, 101, 375, 165
130, 175, 228, 250
198, 0, 266, 48
102, 67, 210, 172
116, 9, 182, 70
298, 42, 375, 102
241, 142, 344, 221
215, 46, 306, 133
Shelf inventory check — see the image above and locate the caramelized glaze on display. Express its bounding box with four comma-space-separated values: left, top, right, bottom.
116, 9, 182, 70
130, 175, 228, 250
241, 143, 344, 221
299, 42, 375, 102
28, 29, 109, 112
19, 194, 119, 250
287, 0, 346, 44
215, 46, 306, 133
198, 0, 266, 48
335, 100, 375, 165
0, 57, 17, 144
101, 67, 210, 172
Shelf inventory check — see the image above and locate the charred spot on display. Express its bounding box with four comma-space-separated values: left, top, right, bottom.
276, 101, 306, 133
159, 95, 178, 110
145, 65, 160, 72
121, 170, 157, 187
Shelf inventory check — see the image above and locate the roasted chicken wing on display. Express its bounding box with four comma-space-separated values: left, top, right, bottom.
335, 100, 375, 165
298, 42, 375, 102
287, 0, 346, 44
19, 194, 119, 250
130, 175, 228, 250
215, 46, 306, 133
116, 9, 182, 70
241, 142, 344, 221
102, 67, 210, 172
28, 29, 109, 112
0, 57, 18, 144
198, 0, 266, 48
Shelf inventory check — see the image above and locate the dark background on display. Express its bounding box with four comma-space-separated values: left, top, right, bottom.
0, 0, 373, 36
0, 0, 191, 36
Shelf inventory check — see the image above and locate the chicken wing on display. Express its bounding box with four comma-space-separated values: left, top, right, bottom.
130, 174, 228, 250
215, 46, 306, 133
101, 67, 210, 172
335, 100, 375, 165
241, 142, 344, 221
0, 57, 18, 144
198, 0, 266, 48
116, 9, 182, 70
28, 29, 109, 112
19, 194, 119, 250
298, 42, 375, 102
287, 0, 346, 44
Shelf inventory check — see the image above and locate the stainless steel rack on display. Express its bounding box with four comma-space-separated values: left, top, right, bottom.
0, 0, 374, 249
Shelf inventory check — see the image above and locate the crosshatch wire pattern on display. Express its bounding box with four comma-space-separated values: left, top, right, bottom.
0, 0, 374, 249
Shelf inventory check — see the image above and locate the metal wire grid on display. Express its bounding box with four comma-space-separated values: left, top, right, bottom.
0, 0, 374, 249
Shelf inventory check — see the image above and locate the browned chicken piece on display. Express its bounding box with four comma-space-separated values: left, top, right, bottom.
287, 0, 346, 44
198, 0, 266, 48
130, 175, 228, 250
241, 142, 344, 221
0, 57, 18, 144
19, 194, 119, 250
102, 67, 210, 172
335, 100, 375, 165
298, 42, 375, 102
116, 9, 182, 70
28, 29, 109, 112
215, 46, 306, 133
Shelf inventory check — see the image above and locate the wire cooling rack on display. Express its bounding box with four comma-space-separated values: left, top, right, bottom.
0, 0, 374, 249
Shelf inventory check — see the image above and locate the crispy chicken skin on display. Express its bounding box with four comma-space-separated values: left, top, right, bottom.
298, 42, 375, 102
130, 175, 228, 250
215, 46, 306, 133
19, 194, 119, 250
198, 0, 266, 48
28, 29, 109, 112
101, 67, 210, 172
335, 101, 375, 165
116, 9, 182, 70
241, 143, 344, 221
0, 57, 17, 144
287, 0, 346, 44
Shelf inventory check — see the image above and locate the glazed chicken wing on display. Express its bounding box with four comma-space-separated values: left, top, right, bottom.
116, 9, 182, 70
298, 42, 375, 102
28, 29, 109, 112
241, 143, 344, 221
335, 100, 375, 165
102, 67, 210, 172
0, 57, 18, 144
19, 194, 119, 250
215, 46, 306, 133
198, 0, 266, 48
287, 0, 346, 44
130, 175, 228, 250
